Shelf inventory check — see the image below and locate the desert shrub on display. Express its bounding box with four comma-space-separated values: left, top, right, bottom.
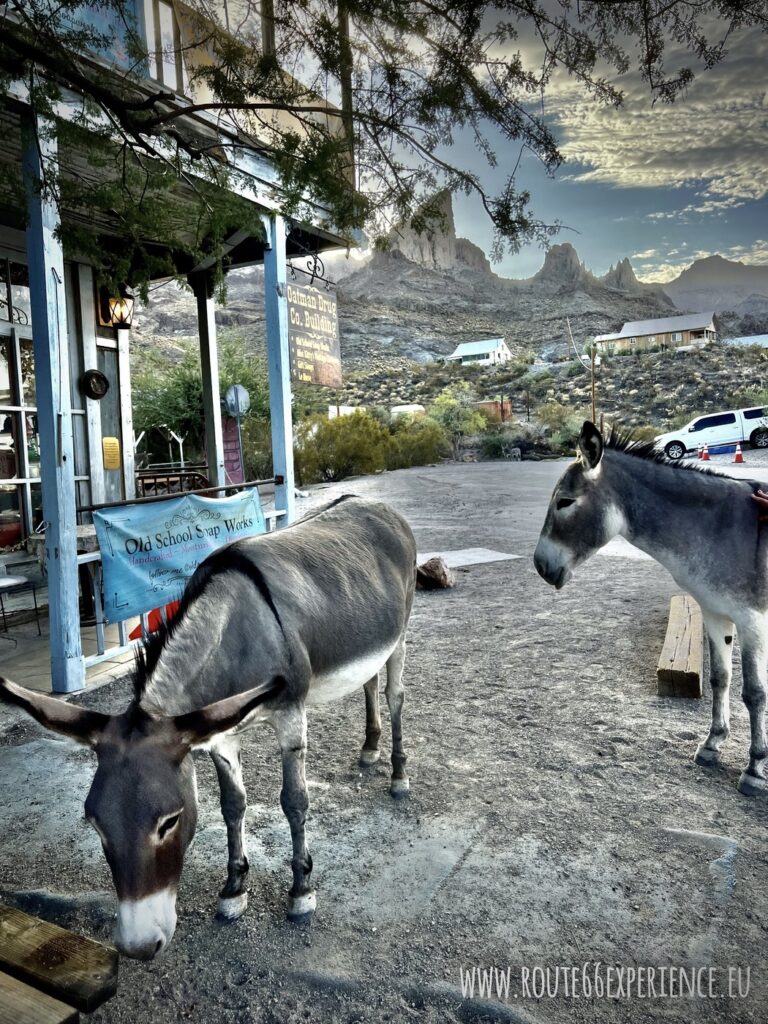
295, 411, 390, 484
429, 381, 486, 457
631, 424, 659, 442
480, 421, 550, 459
536, 401, 583, 453
386, 415, 450, 469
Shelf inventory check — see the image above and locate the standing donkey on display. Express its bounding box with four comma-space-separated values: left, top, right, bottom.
534, 422, 767, 798
1, 495, 416, 959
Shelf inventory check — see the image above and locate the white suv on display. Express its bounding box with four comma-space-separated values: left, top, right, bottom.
655, 407, 768, 460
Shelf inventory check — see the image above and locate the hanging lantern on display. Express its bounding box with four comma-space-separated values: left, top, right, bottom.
97, 285, 135, 328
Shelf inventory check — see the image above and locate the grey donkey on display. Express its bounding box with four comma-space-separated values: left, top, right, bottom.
1, 495, 416, 959
535, 421, 767, 798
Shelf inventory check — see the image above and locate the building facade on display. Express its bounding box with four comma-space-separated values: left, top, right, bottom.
595, 313, 717, 354
1, 4, 350, 692
445, 338, 512, 366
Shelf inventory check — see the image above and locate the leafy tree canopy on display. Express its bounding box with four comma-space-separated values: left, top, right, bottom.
2, 0, 766, 292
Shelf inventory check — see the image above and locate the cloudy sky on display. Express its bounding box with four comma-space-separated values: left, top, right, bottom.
451, 23, 768, 283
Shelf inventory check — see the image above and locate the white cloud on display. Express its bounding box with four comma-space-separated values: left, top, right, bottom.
544, 27, 768, 209
636, 239, 768, 282
633, 248, 658, 259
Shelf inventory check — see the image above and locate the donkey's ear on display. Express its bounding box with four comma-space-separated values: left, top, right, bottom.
577, 421, 603, 470
172, 677, 285, 748
0, 677, 110, 747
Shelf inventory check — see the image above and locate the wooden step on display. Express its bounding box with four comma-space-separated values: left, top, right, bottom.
657, 594, 705, 698
0, 905, 117, 1013
0, 971, 78, 1024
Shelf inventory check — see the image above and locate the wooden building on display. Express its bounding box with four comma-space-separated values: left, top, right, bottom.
595, 313, 717, 354
0, 5, 351, 692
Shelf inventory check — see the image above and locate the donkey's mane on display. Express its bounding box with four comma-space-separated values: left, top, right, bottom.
132, 559, 215, 702
603, 424, 720, 476
130, 499, 343, 702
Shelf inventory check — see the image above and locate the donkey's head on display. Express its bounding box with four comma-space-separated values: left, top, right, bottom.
0, 676, 281, 959
534, 421, 624, 589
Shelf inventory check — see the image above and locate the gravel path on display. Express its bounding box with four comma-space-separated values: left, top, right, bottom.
0, 461, 766, 1024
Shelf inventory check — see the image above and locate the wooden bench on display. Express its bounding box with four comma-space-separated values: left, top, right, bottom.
0, 905, 118, 1023
657, 594, 705, 698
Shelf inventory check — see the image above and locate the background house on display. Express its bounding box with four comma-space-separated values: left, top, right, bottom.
445, 338, 512, 366
595, 313, 716, 354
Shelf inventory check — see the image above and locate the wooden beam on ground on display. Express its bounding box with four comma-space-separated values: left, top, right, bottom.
657, 594, 705, 698
0, 905, 118, 1013
0, 971, 78, 1024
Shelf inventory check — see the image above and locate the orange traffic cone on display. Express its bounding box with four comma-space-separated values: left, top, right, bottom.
700, 444, 710, 461
697, 444, 702, 460
734, 443, 745, 464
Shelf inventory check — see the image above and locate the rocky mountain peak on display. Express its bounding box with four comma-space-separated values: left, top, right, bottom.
386, 189, 457, 269
533, 242, 587, 285
602, 257, 641, 292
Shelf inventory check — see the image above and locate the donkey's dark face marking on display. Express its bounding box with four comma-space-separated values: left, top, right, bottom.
84, 716, 198, 959
534, 422, 624, 588
1, 496, 418, 958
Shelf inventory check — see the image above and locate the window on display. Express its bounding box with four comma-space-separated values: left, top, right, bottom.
647, 335, 656, 345
144, 0, 185, 93
671, 332, 683, 342
0, 259, 31, 326
692, 413, 737, 431
743, 408, 767, 420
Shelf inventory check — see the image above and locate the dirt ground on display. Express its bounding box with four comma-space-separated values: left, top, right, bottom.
1, 460, 767, 1024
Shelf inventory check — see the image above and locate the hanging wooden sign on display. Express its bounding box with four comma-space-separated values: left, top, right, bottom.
287, 282, 342, 388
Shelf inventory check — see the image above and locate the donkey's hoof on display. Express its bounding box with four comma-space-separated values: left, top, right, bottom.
694, 744, 721, 767
390, 777, 410, 799
217, 892, 248, 921
737, 771, 766, 797
287, 891, 316, 921
360, 748, 381, 766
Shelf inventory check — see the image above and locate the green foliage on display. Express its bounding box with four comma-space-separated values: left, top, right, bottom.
132, 334, 270, 462
386, 415, 450, 469
295, 411, 390, 483
429, 381, 486, 457
536, 401, 583, 453
294, 410, 450, 484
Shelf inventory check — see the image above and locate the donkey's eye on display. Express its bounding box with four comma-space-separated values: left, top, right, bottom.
556, 497, 576, 510
157, 812, 182, 840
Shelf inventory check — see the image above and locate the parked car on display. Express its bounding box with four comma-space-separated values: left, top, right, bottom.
655, 407, 768, 460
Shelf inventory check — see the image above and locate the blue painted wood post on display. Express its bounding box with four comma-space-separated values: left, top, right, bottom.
191, 272, 226, 488
23, 116, 84, 693
263, 214, 295, 523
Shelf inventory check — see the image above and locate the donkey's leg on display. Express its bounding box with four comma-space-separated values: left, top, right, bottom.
694, 612, 734, 767
385, 637, 409, 798
360, 673, 381, 766
273, 704, 315, 918
210, 736, 250, 920
735, 618, 767, 796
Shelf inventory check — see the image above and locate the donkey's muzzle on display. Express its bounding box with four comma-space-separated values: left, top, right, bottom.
115, 890, 177, 959
533, 541, 572, 590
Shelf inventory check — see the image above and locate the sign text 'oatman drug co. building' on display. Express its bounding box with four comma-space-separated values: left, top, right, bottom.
287, 281, 343, 388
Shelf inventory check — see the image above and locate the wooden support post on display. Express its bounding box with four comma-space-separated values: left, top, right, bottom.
263, 214, 295, 523
657, 594, 705, 698
23, 115, 84, 693
116, 327, 135, 499
77, 266, 105, 506
191, 273, 226, 488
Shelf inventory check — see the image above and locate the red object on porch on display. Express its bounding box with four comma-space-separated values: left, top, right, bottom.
128, 601, 180, 639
